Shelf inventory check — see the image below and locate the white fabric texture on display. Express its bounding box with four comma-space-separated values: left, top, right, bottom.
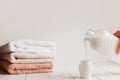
0, 39, 56, 53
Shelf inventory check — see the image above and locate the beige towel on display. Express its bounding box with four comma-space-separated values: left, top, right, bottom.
0, 53, 54, 63
0, 59, 53, 74
8, 69, 52, 74
0, 59, 53, 69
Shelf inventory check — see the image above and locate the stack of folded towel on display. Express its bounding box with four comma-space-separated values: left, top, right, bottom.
0, 39, 56, 74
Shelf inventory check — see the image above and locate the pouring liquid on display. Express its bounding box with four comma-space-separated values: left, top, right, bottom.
84, 38, 88, 60
79, 38, 93, 79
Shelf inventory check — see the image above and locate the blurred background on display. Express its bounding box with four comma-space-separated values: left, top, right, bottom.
0, 0, 120, 65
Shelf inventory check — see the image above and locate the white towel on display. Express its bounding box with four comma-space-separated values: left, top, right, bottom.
0, 39, 56, 53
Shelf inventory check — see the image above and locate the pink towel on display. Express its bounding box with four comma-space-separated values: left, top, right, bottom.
9, 69, 52, 74
0, 59, 53, 74
0, 53, 54, 63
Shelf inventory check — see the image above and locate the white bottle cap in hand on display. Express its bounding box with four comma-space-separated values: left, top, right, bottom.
79, 60, 93, 79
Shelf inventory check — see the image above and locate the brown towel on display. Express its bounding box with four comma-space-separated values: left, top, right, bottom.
0, 59, 53, 74
6, 68, 52, 74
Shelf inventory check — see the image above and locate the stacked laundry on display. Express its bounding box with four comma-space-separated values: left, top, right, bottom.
0, 39, 56, 74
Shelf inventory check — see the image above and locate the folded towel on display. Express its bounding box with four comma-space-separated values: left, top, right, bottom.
0, 59, 53, 74
0, 53, 54, 63
0, 52, 54, 59
0, 59, 53, 70
9, 69, 53, 74
0, 39, 56, 53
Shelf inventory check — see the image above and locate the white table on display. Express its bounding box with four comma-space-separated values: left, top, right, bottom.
0, 60, 120, 80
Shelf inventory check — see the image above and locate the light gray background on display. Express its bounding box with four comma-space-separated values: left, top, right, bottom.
0, 0, 120, 64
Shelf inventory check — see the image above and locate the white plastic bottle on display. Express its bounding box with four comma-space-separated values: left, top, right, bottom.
85, 29, 120, 64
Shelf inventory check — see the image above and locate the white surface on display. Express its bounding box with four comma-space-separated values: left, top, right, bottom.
0, 0, 120, 64
0, 59, 120, 80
